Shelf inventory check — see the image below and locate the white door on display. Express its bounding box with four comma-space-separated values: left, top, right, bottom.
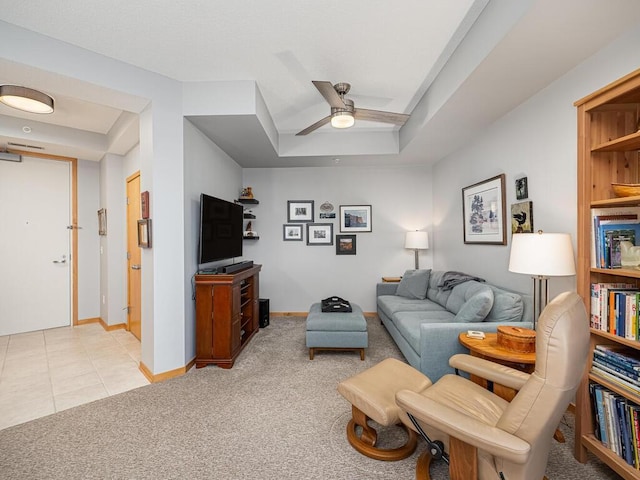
0, 156, 71, 336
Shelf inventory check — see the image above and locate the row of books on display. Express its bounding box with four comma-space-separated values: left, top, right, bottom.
592, 208, 640, 269
592, 344, 640, 395
591, 283, 640, 339
590, 382, 640, 468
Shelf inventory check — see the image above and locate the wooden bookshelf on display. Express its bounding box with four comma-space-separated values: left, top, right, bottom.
575, 67, 640, 479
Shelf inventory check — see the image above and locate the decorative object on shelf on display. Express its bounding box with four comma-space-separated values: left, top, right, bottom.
620, 240, 640, 268
307, 223, 333, 245
244, 221, 258, 238
141, 191, 150, 219
239, 187, 254, 199
243, 209, 256, 219
515, 176, 528, 200
320, 201, 334, 212
611, 183, 640, 197
137, 219, 152, 248
508, 231, 576, 329
462, 174, 507, 245
283, 224, 303, 241
336, 234, 356, 255
287, 200, 314, 222
0, 85, 54, 114
511, 201, 534, 233
404, 230, 428, 269
339, 205, 372, 233
97, 208, 107, 236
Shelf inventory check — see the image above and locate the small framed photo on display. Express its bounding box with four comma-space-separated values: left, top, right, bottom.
97, 208, 107, 236
339, 205, 372, 233
307, 223, 333, 246
515, 177, 528, 200
336, 234, 356, 255
137, 219, 152, 248
511, 201, 534, 233
287, 200, 314, 223
141, 191, 150, 219
283, 224, 303, 241
462, 174, 506, 245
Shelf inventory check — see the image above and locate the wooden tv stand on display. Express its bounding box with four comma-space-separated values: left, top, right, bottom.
194, 264, 261, 369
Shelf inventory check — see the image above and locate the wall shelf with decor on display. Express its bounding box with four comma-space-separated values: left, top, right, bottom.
237, 197, 259, 240
575, 67, 640, 480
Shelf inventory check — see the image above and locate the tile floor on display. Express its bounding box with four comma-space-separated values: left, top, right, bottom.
0, 323, 150, 430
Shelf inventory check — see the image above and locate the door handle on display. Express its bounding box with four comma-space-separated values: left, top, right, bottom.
131, 264, 141, 270
53, 255, 67, 264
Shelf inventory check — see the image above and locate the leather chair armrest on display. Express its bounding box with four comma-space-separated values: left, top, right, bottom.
449, 354, 530, 391
396, 389, 531, 464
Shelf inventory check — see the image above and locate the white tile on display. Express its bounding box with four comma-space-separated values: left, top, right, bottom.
51, 370, 102, 396
0, 371, 52, 396
48, 360, 96, 381
54, 383, 109, 412
0, 394, 55, 430
1, 356, 50, 379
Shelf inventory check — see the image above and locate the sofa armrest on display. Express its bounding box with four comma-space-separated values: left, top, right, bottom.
376, 282, 399, 296
418, 321, 533, 383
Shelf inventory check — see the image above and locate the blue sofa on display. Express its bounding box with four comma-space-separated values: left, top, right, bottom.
376, 270, 533, 382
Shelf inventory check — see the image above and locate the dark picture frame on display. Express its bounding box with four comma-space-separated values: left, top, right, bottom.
339, 205, 372, 233
141, 191, 150, 219
515, 177, 528, 200
287, 200, 314, 223
511, 201, 534, 234
137, 219, 152, 248
336, 234, 356, 255
462, 174, 507, 245
97, 208, 107, 236
306, 223, 333, 246
283, 224, 303, 241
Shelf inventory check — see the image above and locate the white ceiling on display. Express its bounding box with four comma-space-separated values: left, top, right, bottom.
1, 0, 640, 166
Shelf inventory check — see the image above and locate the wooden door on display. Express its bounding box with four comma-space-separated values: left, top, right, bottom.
126, 172, 142, 340
0, 155, 72, 335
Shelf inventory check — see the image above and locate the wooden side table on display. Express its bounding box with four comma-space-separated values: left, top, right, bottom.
457, 332, 535, 401
381, 276, 402, 282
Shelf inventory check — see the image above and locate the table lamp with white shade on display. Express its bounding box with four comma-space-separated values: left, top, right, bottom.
405, 231, 429, 269
508, 231, 576, 330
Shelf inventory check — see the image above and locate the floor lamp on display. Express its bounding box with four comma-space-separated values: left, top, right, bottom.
508, 231, 576, 330
405, 231, 429, 269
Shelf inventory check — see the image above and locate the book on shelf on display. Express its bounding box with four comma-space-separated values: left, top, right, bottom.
594, 349, 640, 376
593, 359, 640, 385
593, 366, 640, 395
591, 283, 636, 332
591, 208, 640, 269
595, 345, 640, 370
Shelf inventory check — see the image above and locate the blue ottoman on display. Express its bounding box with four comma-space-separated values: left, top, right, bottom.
306, 302, 368, 360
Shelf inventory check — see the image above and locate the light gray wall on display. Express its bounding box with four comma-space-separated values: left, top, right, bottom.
242, 165, 433, 312
432, 23, 640, 301
77, 159, 100, 320
183, 119, 243, 361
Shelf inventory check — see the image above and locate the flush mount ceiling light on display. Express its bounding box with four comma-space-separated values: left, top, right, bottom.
0, 85, 54, 114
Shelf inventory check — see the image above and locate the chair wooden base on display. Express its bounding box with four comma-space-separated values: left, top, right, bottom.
346, 405, 417, 461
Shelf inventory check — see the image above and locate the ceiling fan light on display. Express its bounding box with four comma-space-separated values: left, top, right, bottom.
0, 85, 54, 114
331, 111, 354, 129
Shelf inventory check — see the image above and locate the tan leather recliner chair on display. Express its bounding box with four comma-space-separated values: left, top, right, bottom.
396, 291, 590, 480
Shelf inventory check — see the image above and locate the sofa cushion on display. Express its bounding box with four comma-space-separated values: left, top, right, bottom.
377, 295, 448, 319
484, 287, 524, 322
396, 269, 431, 300
426, 270, 452, 307
393, 311, 456, 352
454, 289, 494, 322
445, 281, 492, 314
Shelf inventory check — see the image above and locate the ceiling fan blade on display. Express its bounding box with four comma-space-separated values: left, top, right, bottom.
295, 115, 332, 136
312, 81, 345, 109
355, 108, 410, 125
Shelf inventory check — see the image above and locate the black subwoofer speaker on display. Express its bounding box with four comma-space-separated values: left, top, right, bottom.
259, 298, 270, 328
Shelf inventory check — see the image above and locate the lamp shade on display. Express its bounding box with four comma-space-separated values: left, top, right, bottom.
405, 231, 429, 250
509, 232, 576, 277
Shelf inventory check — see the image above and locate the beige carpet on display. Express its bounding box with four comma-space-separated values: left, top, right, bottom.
0, 317, 622, 479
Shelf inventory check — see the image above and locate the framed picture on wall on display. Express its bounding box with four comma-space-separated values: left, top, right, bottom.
307, 223, 333, 246
98, 208, 107, 236
339, 205, 372, 232
511, 201, 534, 234
287, 200, 314, 223
137, 219, 152, 248
141, 191, 150, 219
283, 224, 303, 241
462, 174, 507, 245
336, 235, 356, 255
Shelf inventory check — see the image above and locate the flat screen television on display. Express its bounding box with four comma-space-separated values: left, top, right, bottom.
198, 194, 243, 265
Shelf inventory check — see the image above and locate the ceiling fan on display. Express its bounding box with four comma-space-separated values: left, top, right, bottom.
295, 81, 410, 136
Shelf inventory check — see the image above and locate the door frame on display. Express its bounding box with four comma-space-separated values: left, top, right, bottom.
9, 149, 78, 326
